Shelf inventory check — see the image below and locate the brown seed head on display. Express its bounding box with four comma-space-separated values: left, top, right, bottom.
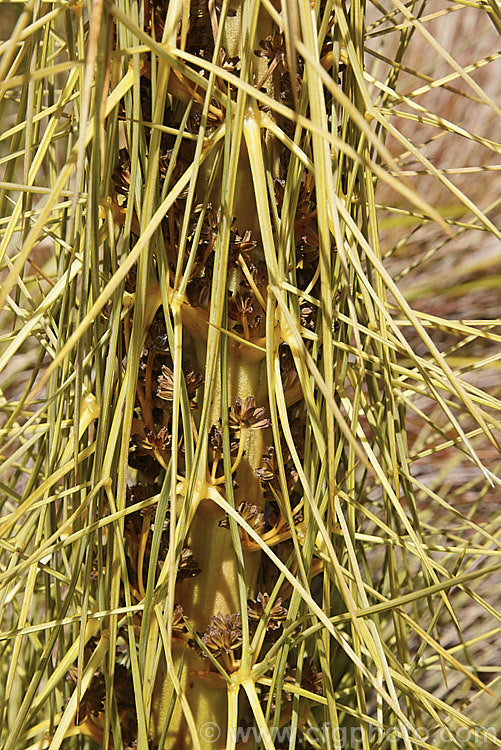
248, 592, 288, 630
201, 612, 243, 655
229, 396, 270, 430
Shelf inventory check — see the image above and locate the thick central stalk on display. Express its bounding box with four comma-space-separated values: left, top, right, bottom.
151, 346, 268, 749
150, 4, 277, 745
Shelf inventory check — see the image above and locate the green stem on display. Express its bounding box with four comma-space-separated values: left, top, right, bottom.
150, 4, 277, 746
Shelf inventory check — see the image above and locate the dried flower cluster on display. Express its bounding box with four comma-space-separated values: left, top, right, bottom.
201, 612, 243, 656
248, 592, 288, 630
